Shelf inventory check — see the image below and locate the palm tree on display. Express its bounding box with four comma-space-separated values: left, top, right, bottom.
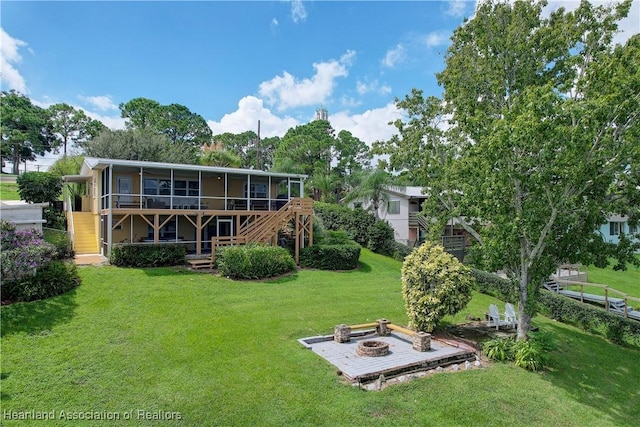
308, 173, 341, 203
343, 169, 404, 219
198, 144, 242, 168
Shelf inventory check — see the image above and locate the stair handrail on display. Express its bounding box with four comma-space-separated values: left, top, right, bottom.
66, 194, 75, 251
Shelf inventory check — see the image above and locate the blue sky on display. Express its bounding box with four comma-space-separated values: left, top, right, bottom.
1, 1, 638, 171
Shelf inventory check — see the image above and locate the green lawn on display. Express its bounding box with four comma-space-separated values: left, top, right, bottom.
0, 181, 20, 201
586, 259, 640, 298
2, 250, 639, 426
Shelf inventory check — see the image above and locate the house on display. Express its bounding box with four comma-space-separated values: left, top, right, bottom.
350, 186, 470, 260
599, 215, 639, 247
0, 200, 48, 231
63, 157, 314, 262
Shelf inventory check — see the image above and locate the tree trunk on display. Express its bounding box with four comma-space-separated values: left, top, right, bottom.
517, 269, 531, 341
11, 149, 21, 175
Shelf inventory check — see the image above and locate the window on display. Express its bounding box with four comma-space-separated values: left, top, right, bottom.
244, 183, 267, 198
628, 223, 638, 234
174, 180, 199, 197
388, 200, 400, 215
609, 222, 623, 236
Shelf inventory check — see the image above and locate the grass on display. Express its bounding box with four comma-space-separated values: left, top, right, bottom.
586, 259, 640, 298
1, 250, 639, 426
0, 181, 21, 201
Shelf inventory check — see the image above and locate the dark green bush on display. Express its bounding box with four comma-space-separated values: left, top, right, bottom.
110, 244, 187, 268
314, 203, 376, 246
2, 260, 81, 302
392, 241, 413, 261
367, 220, 395, 256
538, 291, 640, 346
314, 203, 397, 256
217, 244, 296, 280
43, 228, 74, 260
16, 172, 63, 203
299, 241, 361, 270
469, 268, 518, 303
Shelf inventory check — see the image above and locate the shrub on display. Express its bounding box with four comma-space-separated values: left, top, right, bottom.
482, 333, 552, 372
538, 291, 640, 346
217, 244, 296, 280
314, 203, 376, 246
1, 221, 56, 283
299, 242, 361, 270
43, 228, 74, 260
469, 268, 518, 303
16, 172, 63, 203
110, 244, 187, 268
367, 220, 395, 256
401, 241, 473, 332
392, 241, 413, 261
2, 260, 81, 302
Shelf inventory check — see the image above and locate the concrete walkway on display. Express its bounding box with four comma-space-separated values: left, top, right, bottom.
74, 254, 108, 266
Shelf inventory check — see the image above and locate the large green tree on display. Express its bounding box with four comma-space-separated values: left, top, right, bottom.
48, 103, 105, 157
1, 91, 54, 175
377, 0, 639, 339
272, 119, 370, 198
83, 128, 198, 164
211, 131, 280, 170
119, 98, 212, 148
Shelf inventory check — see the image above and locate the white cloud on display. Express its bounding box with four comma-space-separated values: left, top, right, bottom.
79, 95, 118, 111
258, 50, 355, 111
381, 44, 407, 68
422, 31, 451, 48
330, 103, 402, 147
0, 28, 28, 93
446, 0, 467, 17
271, 18, 279, 27
207, 96, 299, 138
356, 79, 391, 96
291, 0, 307, 23
83, 110, 125, 130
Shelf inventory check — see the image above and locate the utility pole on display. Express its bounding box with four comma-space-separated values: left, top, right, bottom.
255, 120, 261, 170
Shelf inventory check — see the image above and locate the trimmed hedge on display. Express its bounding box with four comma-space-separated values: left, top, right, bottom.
299, 242, 361, 271
110, 244, 187, 268
469, 268, 518, 303
217, 244, 296, 280
2, 260, 81, 302
538, 291, 640, 346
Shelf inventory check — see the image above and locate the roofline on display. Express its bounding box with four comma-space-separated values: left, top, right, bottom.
78, 157, 308, 180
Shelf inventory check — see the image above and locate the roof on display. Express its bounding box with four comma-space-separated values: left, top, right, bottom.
77, 157, 308, 180
383, 186, 429, 198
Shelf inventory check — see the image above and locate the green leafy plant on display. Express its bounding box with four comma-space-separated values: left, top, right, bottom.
482, 338, 514, 362
401, 241, 473, 332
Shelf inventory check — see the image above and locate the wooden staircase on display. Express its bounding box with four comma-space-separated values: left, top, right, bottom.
238, 198, 313, 244
71, 212, 99, 254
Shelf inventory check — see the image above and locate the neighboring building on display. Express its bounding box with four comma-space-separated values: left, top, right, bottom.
599, 215, 639, 246
350, 186, 470, 260
0, 200, 48, 231
63, 157, 314, 261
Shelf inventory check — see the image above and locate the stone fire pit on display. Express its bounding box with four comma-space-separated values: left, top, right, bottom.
357, 340, 390, 357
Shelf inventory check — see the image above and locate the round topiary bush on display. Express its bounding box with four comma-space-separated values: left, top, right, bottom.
401, 241, 473, 332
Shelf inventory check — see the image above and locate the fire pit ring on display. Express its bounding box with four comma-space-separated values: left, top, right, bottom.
357, 340, 390, 357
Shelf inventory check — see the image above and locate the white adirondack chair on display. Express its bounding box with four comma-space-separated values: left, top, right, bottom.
486, 304, 512, 330
504, 303, 518, 326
